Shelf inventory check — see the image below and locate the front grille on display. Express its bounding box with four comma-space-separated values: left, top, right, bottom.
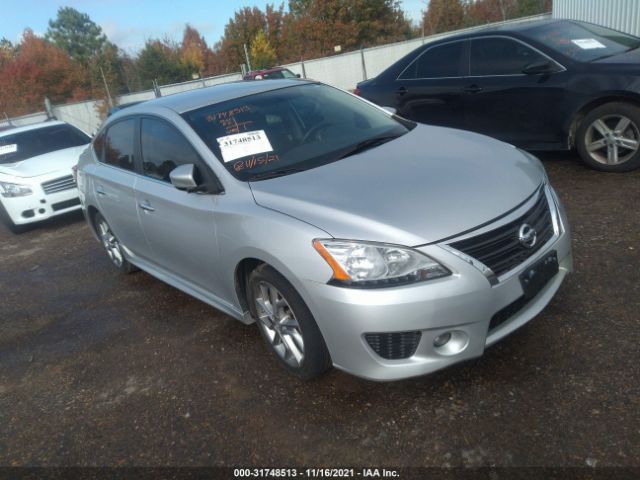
364, 331, 421, 360
41, 175, 76, 195
449, 191, 554, 277
51, 197, 80, 211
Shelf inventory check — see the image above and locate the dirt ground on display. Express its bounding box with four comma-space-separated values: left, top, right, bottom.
0, 152, 638, 470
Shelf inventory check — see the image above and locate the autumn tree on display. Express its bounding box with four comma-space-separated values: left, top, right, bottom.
180, 25, 210, 76
0, 30, 87, 116
422, 0, 465, 35
250, 30, 277, 69
215, 7, 269, 72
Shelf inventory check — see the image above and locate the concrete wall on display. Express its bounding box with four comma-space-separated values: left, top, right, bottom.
553, 0, 640, 37
5, 14, 549, 133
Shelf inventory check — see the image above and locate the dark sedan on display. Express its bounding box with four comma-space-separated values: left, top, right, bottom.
356, 19, 640, 172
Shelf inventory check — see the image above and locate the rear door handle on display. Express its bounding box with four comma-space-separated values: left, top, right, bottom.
138, 201, 155, 212
96, 186, 106, 196
395, 86, 407, 96
464, 84, 483, 94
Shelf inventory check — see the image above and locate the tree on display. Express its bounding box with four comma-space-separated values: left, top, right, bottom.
136, 39, 190, 89
215, 7, 269, 71
423, 0, 465, 35
288, 0, 413, 59
0, 30, 87, 116
180, 25, 209, 76
250, 30, 277, 69
45, 7, 107, 65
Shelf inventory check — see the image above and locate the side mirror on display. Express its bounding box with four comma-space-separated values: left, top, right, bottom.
382, 106, 397, 115
522, 60, 555, 75
296, 73, 301, 78
170, 164, 198, 191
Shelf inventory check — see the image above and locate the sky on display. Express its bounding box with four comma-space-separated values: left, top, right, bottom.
0, 0, 427, 54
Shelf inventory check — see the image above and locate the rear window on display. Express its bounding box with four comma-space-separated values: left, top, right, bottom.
0, 124, 90, 165
527, 21, 640, 62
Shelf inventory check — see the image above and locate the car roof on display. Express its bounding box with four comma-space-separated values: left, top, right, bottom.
248, 67, 288, 75
435, 18, 568, 41
0, 120, 67, 138
115, 78, 314, 116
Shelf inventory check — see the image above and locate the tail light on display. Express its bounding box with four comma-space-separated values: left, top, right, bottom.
353, 87, 361, 96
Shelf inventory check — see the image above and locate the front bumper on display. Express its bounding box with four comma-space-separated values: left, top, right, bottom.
302, 186, 572, 381
1, 181, 80, 226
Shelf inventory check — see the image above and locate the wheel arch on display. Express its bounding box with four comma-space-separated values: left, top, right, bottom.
567, 93, 640, 148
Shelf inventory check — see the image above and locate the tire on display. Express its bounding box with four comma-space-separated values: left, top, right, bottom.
248, 264, 332, 380
576, 102, 640, 172
93, 212, 137, 274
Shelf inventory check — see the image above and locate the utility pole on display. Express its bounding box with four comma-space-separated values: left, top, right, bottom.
99, 66, 114, 109
243, 43, 252, 72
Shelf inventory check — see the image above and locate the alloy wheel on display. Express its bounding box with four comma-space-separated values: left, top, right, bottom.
254, 281, 305, 368
97, 219, 124, 268
584, 114, 640, 165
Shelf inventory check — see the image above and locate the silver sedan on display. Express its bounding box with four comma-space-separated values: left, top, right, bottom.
77, 79, 572, 381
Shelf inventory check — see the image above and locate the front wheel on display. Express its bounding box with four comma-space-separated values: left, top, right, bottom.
93, 212, 136, 274
249, 265, 331, 380
576, 102, 640, 172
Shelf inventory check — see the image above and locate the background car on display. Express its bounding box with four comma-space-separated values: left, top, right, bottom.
243, 66, 300, 80
0, 121, 90, 233
77, 79, 571, 381
356, 19, 640, 172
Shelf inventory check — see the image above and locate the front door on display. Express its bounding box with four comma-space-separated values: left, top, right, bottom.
463, 36, 568, 148
134, 117, 222, 295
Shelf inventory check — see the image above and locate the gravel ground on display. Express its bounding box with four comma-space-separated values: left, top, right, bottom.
0, 153, 638, 470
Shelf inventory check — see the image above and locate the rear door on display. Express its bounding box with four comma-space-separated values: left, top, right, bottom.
393, 40, 469, 128
92, 118, 149, 257
463, 36, 568, 147
134, 116, 223, 295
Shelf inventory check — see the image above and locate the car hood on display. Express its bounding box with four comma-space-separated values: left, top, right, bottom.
249, 125, 544, 246
0, 145, 87, 179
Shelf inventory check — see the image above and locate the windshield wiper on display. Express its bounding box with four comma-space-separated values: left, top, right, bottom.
248, 167, 304, 181
337, 134, 401, 160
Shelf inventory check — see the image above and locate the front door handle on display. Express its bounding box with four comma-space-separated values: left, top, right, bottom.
395, 86, 407, 96
464, 84, 483, 94
96, 186, 106, 196
138, 201, 155, 212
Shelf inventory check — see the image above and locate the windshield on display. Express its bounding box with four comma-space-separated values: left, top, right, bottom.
182, 83, 413, 181
0, 124, 90, 165
528, 21, 640, 62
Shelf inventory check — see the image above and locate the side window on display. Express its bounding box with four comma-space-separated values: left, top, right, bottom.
140, 118, 202, 182
399, 42, 465, 79
103, 119, 136, 171
470, 37, 548, 76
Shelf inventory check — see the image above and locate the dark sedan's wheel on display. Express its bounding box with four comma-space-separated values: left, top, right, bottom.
249, 265, 332, 380
94, 212, 136, 274
576, 102, 640, 172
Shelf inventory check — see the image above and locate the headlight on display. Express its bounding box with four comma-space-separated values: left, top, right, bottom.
313, 239, 450, 287
0, 181, 33, 198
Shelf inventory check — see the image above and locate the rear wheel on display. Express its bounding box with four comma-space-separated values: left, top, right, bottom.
576, 102, 640, 172
93, 212, 136, 274
248, 265, 331, 380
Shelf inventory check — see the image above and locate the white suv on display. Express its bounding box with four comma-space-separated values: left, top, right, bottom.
0, 121, 90, 232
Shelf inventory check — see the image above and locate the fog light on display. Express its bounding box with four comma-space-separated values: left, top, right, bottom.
433, 330, 469, 356
434, 332, 452, 347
